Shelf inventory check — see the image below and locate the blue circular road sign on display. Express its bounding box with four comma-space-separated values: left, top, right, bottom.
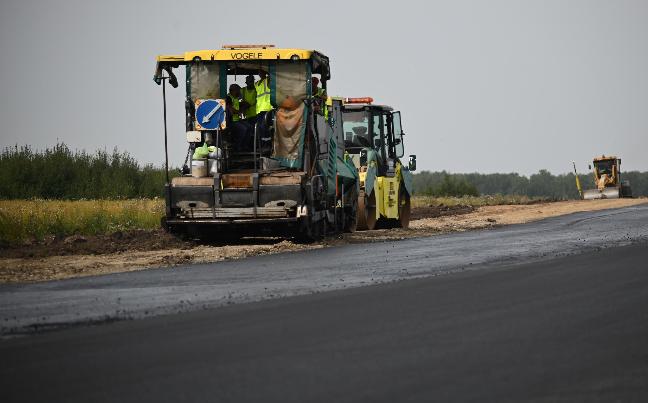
195, 99, 225, 130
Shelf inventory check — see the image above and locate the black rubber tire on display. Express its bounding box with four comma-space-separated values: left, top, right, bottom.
297, 214, 325, 242
344, 196, 358, 233
357, 190, 377, 230
398, 187, 411, 229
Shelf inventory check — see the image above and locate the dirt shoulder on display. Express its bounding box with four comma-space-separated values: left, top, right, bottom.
410, 198, 648, 232
1, 198, 645, 284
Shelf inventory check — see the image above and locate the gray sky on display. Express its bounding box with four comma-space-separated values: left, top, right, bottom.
1, 0, 646, 175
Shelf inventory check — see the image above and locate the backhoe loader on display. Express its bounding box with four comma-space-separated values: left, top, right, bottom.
583, 155, 632, 200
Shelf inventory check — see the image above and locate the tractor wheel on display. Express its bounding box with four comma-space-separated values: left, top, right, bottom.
357, 190, 377, 230
297, 214, 326, 242
344, 195, 358, 233
398, 187, 411, 229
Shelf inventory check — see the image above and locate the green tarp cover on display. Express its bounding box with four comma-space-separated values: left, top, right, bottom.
272, 62, 309, 168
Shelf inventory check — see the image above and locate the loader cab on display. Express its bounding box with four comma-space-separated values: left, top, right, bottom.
593, 158, 616, 176
342, 102, 406, 176
583, 155, 630, 199
590, 157, 620, 185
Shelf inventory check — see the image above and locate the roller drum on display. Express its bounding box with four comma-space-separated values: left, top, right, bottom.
583, 187, 620, 200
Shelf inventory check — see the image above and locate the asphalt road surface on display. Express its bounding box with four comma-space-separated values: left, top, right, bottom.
2, 204, 648, 335
2, 239, 647, 402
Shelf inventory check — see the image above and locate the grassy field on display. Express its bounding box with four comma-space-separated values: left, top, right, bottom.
0, 199, 164, 245
0, 195, 550, 245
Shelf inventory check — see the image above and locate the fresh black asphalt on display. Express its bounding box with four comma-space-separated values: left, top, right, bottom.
2, 240, 647, 402
2, 204, 648, 335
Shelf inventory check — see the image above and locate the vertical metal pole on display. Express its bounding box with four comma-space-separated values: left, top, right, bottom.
572, 162, 583, 200
215, 128, 222, 174
162, 77, 170, 184
253, 122, 258, 173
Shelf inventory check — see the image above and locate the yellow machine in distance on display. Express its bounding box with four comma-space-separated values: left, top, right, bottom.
582, 155, 632, 200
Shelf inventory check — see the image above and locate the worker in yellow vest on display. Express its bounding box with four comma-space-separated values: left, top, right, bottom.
226, 84, 242, 122
227, 84, 249, 151
254, 70, 273, 138
255, 70, 272, 114
240, 74, 257, 120
312, 77, 327, 99
311, 77, 328, 119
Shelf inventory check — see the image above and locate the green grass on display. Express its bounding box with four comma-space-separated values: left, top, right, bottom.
0, 199, 165, 245
0, 196, 554, 245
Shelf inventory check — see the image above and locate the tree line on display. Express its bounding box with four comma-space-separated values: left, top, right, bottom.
1, 143, 646, 199
0, 144, 171, 199
412, 170, 648, 199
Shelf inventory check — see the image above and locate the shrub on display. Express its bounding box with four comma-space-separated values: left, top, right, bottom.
423, 175, 479, 197
0, 143, 174, 200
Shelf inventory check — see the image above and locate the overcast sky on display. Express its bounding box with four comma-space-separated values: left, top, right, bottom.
1, 0, 646, 175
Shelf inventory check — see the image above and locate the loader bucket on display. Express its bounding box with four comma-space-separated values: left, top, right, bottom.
583, 187, 620, 200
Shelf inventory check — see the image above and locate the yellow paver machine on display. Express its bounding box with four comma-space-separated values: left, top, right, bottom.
582, 155, 632, 200
153, 45, 359, 240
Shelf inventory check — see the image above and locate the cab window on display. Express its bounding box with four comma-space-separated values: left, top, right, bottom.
392, 111, 404, 158
343, 110, 371, 148
372, 112, 382, 148
595, 160, 614, 175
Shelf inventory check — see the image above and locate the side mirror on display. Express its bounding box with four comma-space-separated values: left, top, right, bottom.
408, 155, 417, 172
394, 138, 402, 145
161, 66, 178, 88
588, 164, 592, 170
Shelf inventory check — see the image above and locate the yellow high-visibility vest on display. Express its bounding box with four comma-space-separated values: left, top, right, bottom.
241, 87, 257, 119
255, 78, 272, 113
228, 94, 240, 122
316, 87, 328, 119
